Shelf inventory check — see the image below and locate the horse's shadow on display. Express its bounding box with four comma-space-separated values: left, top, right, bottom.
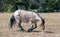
44, 30, 54, 33
27, 30, 41, 32
16, 30, 54, 33
16, 30, 41, 32
27, 30, 54, 33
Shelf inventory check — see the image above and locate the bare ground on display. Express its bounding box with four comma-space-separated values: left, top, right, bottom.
0, 13, 60, 37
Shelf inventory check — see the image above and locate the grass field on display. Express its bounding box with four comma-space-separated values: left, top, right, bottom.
0, 13, 60, 37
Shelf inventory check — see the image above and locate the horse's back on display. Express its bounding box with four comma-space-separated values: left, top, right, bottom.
13, 10, 41, 23
19, 10, 34, 22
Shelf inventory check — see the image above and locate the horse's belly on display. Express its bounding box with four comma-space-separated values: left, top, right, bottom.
21, 18, 29, 23
21, 15, 29, 23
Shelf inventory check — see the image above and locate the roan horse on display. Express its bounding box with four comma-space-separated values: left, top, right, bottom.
9, 10, 45, 32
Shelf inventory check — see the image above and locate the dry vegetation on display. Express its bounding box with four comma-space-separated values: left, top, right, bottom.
0, 13, 60, 37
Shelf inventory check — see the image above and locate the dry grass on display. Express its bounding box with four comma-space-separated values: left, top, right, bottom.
0, 13, 60, 37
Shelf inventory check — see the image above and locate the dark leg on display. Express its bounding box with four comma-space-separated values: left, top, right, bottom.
27, 23, 37, 32
18, 20, 25, 32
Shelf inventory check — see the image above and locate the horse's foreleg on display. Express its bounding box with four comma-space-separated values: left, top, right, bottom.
27, 21, 37, 32
18, 20, 25, 32
27, 21, 33, 32
29, 23, 37, 31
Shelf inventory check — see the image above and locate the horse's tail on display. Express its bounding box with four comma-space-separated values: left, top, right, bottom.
41, 18, 45, 30
9, 15, 15, 28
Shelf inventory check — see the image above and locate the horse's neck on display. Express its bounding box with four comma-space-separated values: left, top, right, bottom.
34, 13, 42, 21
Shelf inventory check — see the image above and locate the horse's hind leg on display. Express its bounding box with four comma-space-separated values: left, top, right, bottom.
18, 20, 26, 32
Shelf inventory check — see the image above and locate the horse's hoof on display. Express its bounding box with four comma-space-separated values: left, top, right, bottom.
27, 29, 32, 32
20, 29, 26, 32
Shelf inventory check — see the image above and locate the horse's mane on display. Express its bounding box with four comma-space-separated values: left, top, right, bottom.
36, 13, 43, 20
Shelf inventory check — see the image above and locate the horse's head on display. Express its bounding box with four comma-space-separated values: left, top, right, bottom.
40, 19, 45, 30
36, 13, 45, 30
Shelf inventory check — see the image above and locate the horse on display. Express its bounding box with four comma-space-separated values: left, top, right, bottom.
9, 10, 45, 32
